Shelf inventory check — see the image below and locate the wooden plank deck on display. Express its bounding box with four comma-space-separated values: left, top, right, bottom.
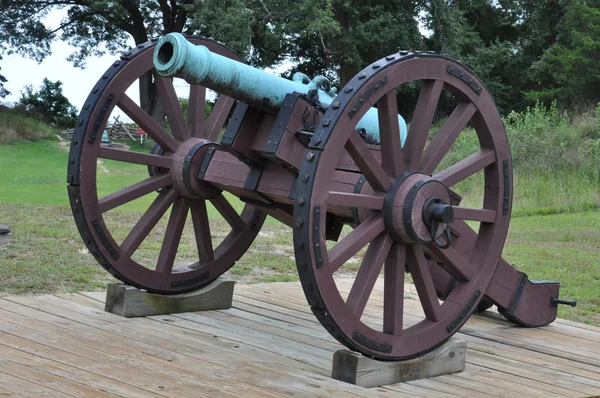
0, 278, 599, 397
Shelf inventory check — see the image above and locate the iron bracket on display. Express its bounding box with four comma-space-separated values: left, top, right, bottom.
447, 65, 482, 95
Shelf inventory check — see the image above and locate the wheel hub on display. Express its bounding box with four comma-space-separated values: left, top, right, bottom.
383, 172, 453, 244
169, 138, 221, 199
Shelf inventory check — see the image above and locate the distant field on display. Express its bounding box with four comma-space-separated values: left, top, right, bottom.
0, 140, 598, 326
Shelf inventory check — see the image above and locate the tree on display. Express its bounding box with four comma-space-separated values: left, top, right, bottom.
0, 0, 195, 121
0, 71, 8, 99
16, 78, 78, 128
0, 53, 8, 98
187, 0, 424, 86
526, 0, 600, 107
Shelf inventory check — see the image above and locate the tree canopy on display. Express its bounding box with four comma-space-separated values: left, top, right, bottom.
0, 0, 194, 119
16, 77, 78, 128
1, 0, 599, 115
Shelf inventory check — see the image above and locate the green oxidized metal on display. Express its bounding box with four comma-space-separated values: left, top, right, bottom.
153, 32, 407, 146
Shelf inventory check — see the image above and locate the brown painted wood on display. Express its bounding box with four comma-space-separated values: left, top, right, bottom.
72, 36, 265, 294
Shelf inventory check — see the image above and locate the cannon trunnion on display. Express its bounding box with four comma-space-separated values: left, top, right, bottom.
68, 35, 572, 361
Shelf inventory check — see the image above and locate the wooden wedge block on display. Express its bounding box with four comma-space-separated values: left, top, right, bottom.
105, 278, 235, 318
332, 338, 466, 388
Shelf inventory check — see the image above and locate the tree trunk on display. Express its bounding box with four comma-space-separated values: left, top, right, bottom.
139, 71, 167, 124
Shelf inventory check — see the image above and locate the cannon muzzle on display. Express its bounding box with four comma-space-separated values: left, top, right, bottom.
153, 33, 407, 146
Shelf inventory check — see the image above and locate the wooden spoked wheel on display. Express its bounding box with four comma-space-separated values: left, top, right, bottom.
68, 37, 265, 294
293, 53, 512, 360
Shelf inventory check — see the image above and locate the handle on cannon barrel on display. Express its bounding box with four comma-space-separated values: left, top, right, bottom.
153, 33, 407, 147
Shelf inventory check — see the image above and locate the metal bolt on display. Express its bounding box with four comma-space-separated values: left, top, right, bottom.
295, 218, 304, 228
449, 351, 455, 358
297, 196, 305, 205
399, 50, 409, 55
301, 174, 310, 183
306, 152, 314, 161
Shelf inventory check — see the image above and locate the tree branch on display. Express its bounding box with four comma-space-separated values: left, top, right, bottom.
259, 0, 272, 18
118, 0, 148, 43
157, 0, 171, 31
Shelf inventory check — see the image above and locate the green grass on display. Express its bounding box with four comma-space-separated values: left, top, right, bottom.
0, 131, 598, 326
504, 212, 600, 326
0, 108, 60, 144
436, 101, 600, 215
0, 142, 71, 206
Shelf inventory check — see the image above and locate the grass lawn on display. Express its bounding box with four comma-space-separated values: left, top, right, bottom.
0, 141, 598, 326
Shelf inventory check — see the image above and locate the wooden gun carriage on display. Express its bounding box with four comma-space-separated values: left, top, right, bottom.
67, 34, 575, 361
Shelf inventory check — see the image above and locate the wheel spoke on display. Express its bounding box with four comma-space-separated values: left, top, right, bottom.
206, 95, 236, 141
453, 207, 496, 223
156, 197, 189, 274
189, 199, 215, 265
345, 131, 390, 192
327, 192, 384, 210
154, 74, 191, 142
188, 85, 207, 138
120, 189, 177, 256
377, 90, 404, 177
210, 194, 246, 231
406, 244, 442, 322
98, 174, 171, 214
433, 149, 496, 187
327, 216, 385, 272
404, 80, 444, 169
428, 240, 474, 281
383, 243, 406, 335
99, 147, 171, 169
346, 234, 393, 317
117, 94, 179, 153
421, 102, 477, 174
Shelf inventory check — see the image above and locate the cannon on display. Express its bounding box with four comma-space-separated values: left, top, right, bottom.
68, 34, 575, 361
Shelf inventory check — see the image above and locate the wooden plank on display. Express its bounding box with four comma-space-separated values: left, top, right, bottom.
105, 279, 234, 318
0, 371, 75, 397
332, 339, 466, 388
0, 349, 133, 398
0, 298, 313, 398
201, 310, 340, 351
1, 278, 599, 397
452, 365, 563, 397
0, 338, 168, 398
1, 296, 384, 398
263, 280, 600, 394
